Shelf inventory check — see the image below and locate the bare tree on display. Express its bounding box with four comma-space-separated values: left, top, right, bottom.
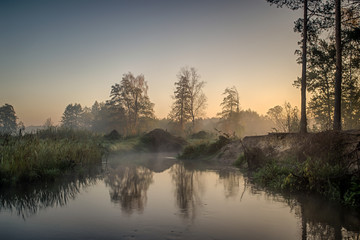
43, 118, 54, 128
267, 102, 299, 133
178, 67, 207, 131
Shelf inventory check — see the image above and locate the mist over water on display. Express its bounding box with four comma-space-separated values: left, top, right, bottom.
0, 153, 359, 240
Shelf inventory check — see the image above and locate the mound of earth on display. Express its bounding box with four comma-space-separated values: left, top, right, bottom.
217, 139, 244, 165
140, 128, 187, 152
241, 130, 360, 169
104, 130, 122, 140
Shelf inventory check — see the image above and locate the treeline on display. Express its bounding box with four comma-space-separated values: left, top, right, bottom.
1, 61, 358, 138
60, 72, 155, 136
0, 66, 289, 137
55, 67, 299, 137
1, 67, 356, 138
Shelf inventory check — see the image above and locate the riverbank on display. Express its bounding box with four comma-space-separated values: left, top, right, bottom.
240, 131, 360, 207
0, 128, 191, 186
177, 130, 360, 207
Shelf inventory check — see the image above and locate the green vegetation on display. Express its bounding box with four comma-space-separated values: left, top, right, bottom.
246, 156, 360, 207
103, 136, 141, 152
233, 154, 246, 168
0, 128, 104, 185
179, 135, 231, 159
189, 130, 211, 140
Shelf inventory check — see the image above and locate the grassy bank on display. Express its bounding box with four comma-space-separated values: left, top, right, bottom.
0, 128, 104, 185
233, 131, 360, 207
239, 156, 360, 207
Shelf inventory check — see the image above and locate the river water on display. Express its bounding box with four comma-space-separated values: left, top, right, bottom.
0, 152, 359, 240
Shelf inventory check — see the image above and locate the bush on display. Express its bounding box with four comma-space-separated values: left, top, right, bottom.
179, 135, 231, 159
190, 131, 210, 139
233, 154, 247, 167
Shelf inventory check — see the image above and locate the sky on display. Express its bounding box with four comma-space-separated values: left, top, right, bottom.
0, 0, 303, 126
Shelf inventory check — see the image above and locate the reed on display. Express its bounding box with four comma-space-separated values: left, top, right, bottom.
0, 129, 104, 185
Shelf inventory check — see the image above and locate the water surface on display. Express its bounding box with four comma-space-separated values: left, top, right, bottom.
1, 153, 359, 239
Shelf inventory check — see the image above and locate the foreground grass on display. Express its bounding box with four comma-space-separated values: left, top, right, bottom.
0, 128, 104, 185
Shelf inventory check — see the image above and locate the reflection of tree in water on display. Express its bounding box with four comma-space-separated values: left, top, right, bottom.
0, 166, 102, 219
170, 163, 203, 220
295, 197, 360, 240
218, 169, 240, 198
304, 222, 338, 240
104, 165, 153, 215
252, 187, 360, 240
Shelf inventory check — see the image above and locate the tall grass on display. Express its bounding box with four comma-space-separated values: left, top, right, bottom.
249, 157, 360, 206
33, 127, 98, 140
0, 128, 104, 185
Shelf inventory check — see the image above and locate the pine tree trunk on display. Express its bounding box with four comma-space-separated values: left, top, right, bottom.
192, 115, 195, 132
300, 0, 308, 133
333, 0, 342, 130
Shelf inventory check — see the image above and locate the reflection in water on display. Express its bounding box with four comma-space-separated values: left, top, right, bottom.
218, 168, 240, 198
298, 197, 360, 240
104, 165, 153, 215
253, 185, 360, 240
1, 156, 360, 239
0, 166, 102, 219
170, 163, 204, 220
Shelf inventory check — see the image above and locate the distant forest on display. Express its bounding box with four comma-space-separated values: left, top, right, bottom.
0, 67, 299, 137
0, 60, 357, 137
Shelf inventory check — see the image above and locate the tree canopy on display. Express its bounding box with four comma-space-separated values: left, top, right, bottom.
61, 103, 83, 129
110, 72, 155, 135
217, 86, 241, 136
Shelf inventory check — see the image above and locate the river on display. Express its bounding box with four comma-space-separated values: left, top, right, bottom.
0, 152, 359, 239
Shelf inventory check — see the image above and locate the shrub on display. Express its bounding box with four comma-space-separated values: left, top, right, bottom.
233, 154, 247, 167
190, 131, 210, 139
179, 135, 231, 159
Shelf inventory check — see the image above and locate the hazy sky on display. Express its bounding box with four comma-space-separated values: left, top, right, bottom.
0, 0, 302, 126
